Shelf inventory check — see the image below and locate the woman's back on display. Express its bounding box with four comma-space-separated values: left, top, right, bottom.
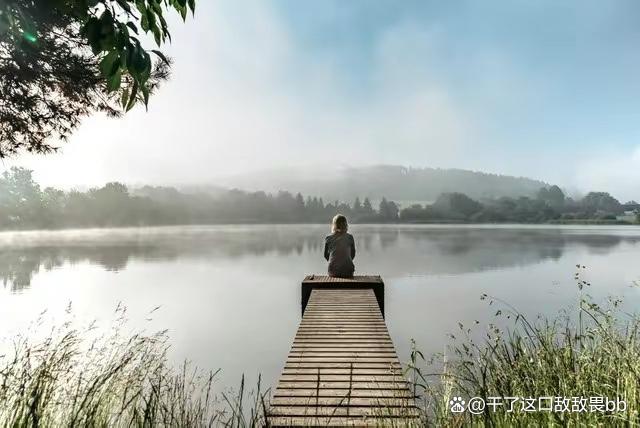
324, 231, 356, 278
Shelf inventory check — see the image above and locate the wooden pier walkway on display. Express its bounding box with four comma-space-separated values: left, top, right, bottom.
268, 276, 419, 426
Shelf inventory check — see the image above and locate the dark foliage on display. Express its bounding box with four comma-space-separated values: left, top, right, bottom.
378, 197, 399, 222
0, 0, 192, 158
537, 184, 565, 208
580, 191, 624, 215
431, 192, 483, 220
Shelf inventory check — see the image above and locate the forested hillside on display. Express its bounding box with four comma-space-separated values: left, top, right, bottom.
218, 165, 550, 202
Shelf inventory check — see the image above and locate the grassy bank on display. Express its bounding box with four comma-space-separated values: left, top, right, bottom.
409, 266, 640, 426
0, 306, 268, 427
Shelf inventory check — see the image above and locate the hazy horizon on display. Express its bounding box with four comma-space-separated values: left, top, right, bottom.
2, 163, 628, 203
3, 1, 640, 200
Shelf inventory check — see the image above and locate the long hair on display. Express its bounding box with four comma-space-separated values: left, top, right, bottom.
331, 214, 348, 234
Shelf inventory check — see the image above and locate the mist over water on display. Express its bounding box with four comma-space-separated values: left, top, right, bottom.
2, 224, 640, 393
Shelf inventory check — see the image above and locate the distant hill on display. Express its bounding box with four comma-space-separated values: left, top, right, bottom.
217, 165, 550, 203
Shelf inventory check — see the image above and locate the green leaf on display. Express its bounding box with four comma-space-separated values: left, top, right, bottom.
146, 8, 157, 32
150, 1, 163, 16
107, 69, 122, 92
115, 23, 129, 49
82, 17, 102, 54
141, 51, 152, 81
98, 10, 116, 50
115, 0, 133, 14
126, 82, 139, 111
152, 25, 161, 45
120, 87, 130, 108
126, 22, 139, 34
130, 42, 146, 74
99, 50, 120, 77
128, 43, 151, 84
100, 9, 114, 27
158, 13, 168, 34
125, 44, 135, 68
151, 49, 169, 66
135, 0, 146, 15
140, 12, 149, 32
141, 85, 150, 109
188, 0, 195, 14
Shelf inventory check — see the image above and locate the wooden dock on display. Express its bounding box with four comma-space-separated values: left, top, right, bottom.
268, 276, 419, 426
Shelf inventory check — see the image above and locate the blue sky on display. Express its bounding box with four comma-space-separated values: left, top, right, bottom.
8, 0, 640, 200
275, 0, 640, 165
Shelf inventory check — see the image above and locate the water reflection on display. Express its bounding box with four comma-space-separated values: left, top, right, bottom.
2, 225, 640, 292
2, 225, 640, 398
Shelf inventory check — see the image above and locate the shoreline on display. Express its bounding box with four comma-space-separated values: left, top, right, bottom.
0, 221, 638, 236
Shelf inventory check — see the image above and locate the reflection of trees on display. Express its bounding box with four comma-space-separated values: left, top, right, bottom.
361, 234, 373, 252
2, 226, 639, 292
384, 227, 640, 275
0, 245, 154, 292
398, 228, 635, 255
1, 252, 48, 292
378, 229, 399, 249
0, 228, 327, 291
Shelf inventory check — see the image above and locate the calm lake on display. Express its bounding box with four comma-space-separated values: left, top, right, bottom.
2, 224, 640, 394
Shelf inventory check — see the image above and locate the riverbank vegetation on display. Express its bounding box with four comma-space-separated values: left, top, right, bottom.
1, 167, 638, 230
0, 306, 268, 427
409, 266, 640, 426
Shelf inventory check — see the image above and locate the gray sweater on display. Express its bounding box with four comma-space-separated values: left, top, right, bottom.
324, 232, 356, 278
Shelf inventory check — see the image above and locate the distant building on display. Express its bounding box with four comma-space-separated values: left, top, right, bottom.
616, 210, 639, 223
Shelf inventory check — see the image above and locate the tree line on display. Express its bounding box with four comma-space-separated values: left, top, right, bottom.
0, 167, 638, 230
400, 187, 639, 224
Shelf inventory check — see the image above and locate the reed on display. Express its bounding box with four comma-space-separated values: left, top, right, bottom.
0, 305, 269, 427
407, 266, 640, 426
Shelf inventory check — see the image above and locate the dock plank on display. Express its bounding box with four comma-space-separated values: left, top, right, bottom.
268, 284, 419, 426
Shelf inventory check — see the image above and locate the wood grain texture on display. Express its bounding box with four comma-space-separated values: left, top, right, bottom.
268, 288, 419, 426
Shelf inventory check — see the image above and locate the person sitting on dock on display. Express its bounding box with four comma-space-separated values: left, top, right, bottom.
324, 214, 356, 278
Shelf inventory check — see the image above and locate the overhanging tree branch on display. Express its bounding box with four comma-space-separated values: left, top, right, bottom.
0, 0, 195, 158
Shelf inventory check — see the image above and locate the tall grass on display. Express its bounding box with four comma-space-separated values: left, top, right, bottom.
406, 266, 640, 426
0, 305, 269, 427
